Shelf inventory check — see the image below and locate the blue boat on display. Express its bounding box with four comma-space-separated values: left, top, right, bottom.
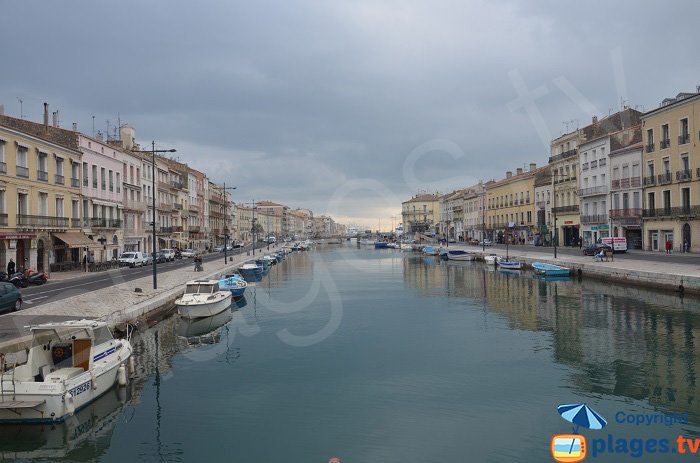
498, 259, 523, 269
374, 241, 389, 248
422, 246, 439, 256
239, 263, 263, 281
219, 273, 248, 298
532, 262, 570, 276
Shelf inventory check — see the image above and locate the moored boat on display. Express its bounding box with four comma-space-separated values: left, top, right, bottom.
176, 279, 232, 319
0, 319, 132, 423
238, 263, 263, 280
447, 249, 476, 261
498, 259, 523, 269
532, 262, 570, 276
374, 241, 389, 249
218, 273, 248, 298
483, 254, 500, 265
400, 243, 413, 251
422, 245, 439, 255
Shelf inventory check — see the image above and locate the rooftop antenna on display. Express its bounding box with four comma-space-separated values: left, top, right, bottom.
562, 120, 576, 133
92, 116, 95, 137
16, 97, 23, 119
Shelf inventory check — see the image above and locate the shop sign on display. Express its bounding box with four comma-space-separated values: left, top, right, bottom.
0, 233, 36, 240
564, 221, 574, 225
591, 225, 609, 231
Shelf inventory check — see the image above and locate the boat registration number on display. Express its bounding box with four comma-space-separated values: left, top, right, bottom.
69, 381, 91, 397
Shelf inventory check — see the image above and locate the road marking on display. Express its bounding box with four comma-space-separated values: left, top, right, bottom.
22, 296, 49, 305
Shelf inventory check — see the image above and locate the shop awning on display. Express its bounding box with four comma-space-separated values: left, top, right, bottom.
53, 232, 99, 248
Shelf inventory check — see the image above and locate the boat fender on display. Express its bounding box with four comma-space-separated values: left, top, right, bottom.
128, 356, 135, 377
90, 371, 97, 390
117, 364, 127, 387
64, 392, 75, 415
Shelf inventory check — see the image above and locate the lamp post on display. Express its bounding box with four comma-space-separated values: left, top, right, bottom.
214, 183, 237, 264
481, 183, 486, 252
132, 142, 176, 289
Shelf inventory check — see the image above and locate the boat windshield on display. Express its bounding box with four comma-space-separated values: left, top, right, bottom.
186, 284, 214, 294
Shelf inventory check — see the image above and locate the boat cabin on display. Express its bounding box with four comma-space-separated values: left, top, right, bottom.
184, 280, 221, 295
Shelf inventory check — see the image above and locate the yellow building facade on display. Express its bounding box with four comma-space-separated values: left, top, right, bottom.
402, 193, 441, 237
641, 92, 700, 252
485, 164, 540, 244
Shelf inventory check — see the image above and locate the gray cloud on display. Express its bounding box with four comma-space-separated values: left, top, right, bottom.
2, 0, 699, 226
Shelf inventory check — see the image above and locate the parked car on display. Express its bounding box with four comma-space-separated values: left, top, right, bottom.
480, 239, 493, 246
213, 245, 225, 252
468, 239, 480, 245
118, 252, 148, 268
0, 282, 22, 313
161, 249, 176, 261
144, 254, 153, 265
582, 243, 612, 256
181, 249, 196, 258
232, 242, 244, 248
152, 252, 167, 264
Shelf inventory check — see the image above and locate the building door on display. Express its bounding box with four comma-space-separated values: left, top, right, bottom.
650, 231, 659, 251
36, 239, 45, 273
16, 240, 25, 270
683, 223, 691, 251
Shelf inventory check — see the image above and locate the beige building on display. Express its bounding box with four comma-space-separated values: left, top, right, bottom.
485, 164, 539, 244
0, 107, 85, 272
464, 184, 487, 242
642, 91, 700, 252
548, 130, 581, 246
401, 193, 441, 237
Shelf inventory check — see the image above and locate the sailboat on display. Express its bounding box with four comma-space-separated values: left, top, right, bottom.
498, 233, 523, 269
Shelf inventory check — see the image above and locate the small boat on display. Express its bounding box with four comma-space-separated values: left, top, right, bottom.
359, 239, 374, 245
498, 259, 523, 269
387, 242, 399, 249
0, 319, 132, 423
422, 245, 439, 255
400, 243, 413, 251
438, 247, 448, 259
447, 249, 476, 261
176, 279, 232, 319
532, 262, 570, 276
218, 273, 248, 298
374, 241, 389, 248
483, 254, 500, 265
239, 263, 263, 280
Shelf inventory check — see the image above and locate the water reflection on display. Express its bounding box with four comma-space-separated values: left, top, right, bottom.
407, 256, 700, 424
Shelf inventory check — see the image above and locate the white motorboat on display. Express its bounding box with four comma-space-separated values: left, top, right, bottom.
0, 319, 132, 423
483, 254, 501, 265
176, 279, 232, 319
447, 249, 476, 261
400, 243, 413, 251
498, 259, 523, 269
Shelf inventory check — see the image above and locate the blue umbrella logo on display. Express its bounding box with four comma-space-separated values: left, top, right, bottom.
557, 403, 607, 433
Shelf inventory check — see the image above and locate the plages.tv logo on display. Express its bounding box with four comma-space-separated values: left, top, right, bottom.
552, 403, 607, 462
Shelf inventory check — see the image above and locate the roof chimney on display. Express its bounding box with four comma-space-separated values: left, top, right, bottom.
592, 115, 598, 124
516, 167, 523, 175
43, 102, 49, 134
72, 122, 78, 131
506, 171, 512, 179
529, 162, 537, 171
0, 104, 4, 116
52, 111, 58, 128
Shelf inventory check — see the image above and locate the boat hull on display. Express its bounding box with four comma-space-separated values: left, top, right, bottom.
447, 251, 475, 261
532, 262, 570, 276
177, 292, 232, 319
498, 261, 522, 269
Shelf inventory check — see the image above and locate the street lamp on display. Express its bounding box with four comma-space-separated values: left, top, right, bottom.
213, 183, 237, 264
132, 142, 176, 289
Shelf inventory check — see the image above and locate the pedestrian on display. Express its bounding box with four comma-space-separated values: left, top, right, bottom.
579, 236, 583, 249
684, 240, 689, 253
6, 258, 14, 275
666, 240, 672, 254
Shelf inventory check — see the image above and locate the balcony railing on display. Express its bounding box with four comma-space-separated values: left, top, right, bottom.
0, 162, 6, 174
170, 181, 184, 190
660, 139, 670, 149
16, 166, 28, 178
548, 148, 578, 164
124, 199, 147, 211
37, 170, 48, 182
55, 174, 64, 185
174, 203, 183, 210
581, 162, 589, 171
578, 185, 608, 197
643, 175, 656, 186
643, 207, 682, 218
86, 218, 122, 228
552, 205, 579, 214
599, 158, 606, 166
189, 226, 201, 233
679, 133, 690, 145
189, 204, 200, 213
610, 208, 642, 218
611, 179, 620, 189
71, 177, 80, 188
590, 160, 598, 168
158, 202, 171, 211
158, 181, 170, 191
676, 169, 692, 182
645, 143, 655, 153
580, 214, 608, 224
0, 214, 7, 226
17, 214, 69, 228
71, 218, 81, 228
657, 172, 672, 185
630, 177, 641, 188
172, 225, 184, 232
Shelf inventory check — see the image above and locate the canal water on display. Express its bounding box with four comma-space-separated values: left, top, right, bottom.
2, 244, 700, 462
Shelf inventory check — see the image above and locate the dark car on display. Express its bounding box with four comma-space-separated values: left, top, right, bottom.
152, 252, 167, 264
0, 282, 22, 313
582, 243, 612, 256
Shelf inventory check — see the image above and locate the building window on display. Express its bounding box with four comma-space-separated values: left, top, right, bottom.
55, 157, 64, 184
680, 118, 690, 144
92, 165, 98, 188
116, 172, 121, 193
55, 197, 64, 218
646, 128, 654, 151
661, 124, 670, 148
37, 152, 48, 181
101, 167, 106, 190
38, 192, 48, 216
16, 146, 28, 177
109, 170, 114, 192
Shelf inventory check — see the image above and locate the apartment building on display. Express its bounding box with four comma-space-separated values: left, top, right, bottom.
548, 130, 581, 246
642, 91, 700, 252
485, 164, 539, 244
114, 127, 147, 253
534, 167, 553, 246
401, 193, 441, 237
609, 136, 643, 249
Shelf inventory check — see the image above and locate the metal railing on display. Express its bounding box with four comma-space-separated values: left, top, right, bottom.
0, 214, 7, 226
124, 199, 147, 211
590, 160, 598, 168
174, 203, 183, 210
552, 205, 579, 214
548, 148, 578, 164
645, 143, 655, 153
16, 166, 29, 178
17, 214, 69, 228
37, 170, 48, 182
657, 172, 672, 184
643, 207, 682, 218
581, 162, 589, 171
610, 208, 642, 218
189, 226, 201, 233
71, 218, 81, 227
71, 177, 80, 188
679, 133, 690, 145
643, 175, 656, 186
86, 218, 122, 228
676, 169, 692, 182
579, 185, 608, 196
55, 174, 64, 185
611, 179, 620, 190
580, 214, 608, 224
660, 138, 670, 149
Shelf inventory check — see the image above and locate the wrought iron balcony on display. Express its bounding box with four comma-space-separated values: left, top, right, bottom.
189, 226, 201, 233
16, 166, 29, 178
643, 207, 677, 218
679, 133, 690, 145
552, 205, 579, 214
660, 138, 670, 149
172, 225, 184, 232
590, 160, 598, 168
0, 214, 7, 226
124, 199, 147, 211
55, 174, 64, 185
37, 170, 48, 182
71, 177, 80, 188
578, 185, 608, 197
0, 162, 6, 174
645, 143, 655, 153
580, 214, 608, 224
17, 214, 69, 228
676, 169, 692, 182
86, 218, 122, 228
548, 148, 578, 164
581, 162, 589, 171
174, 203, 183, 210
657, 172, 673, 185
643, 175, 656, 186
610, 208, 642, 218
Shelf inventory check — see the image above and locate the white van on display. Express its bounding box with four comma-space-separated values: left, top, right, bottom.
118, 251, 148, 268
161, 249, 176, 261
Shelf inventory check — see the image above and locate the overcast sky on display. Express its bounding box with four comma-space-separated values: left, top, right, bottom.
2, 0, 699, 228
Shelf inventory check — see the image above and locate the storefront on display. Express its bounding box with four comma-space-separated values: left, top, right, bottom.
561, 221, 580, 247
583, 224, 610, 245
52, 232, 99, 272
0, 232, 37, 272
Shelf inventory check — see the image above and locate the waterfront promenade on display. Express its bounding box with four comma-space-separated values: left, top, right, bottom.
0, 247, 276, 353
